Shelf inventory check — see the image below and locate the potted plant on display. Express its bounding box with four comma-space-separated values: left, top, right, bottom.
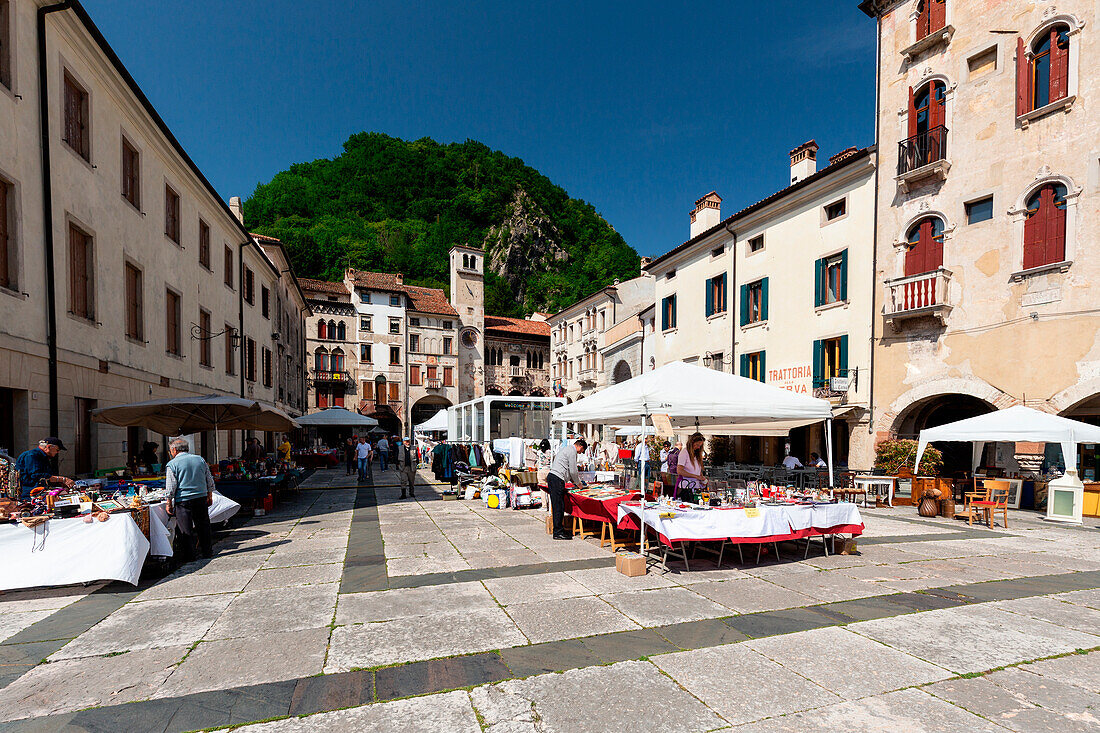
874, 439, 946, 511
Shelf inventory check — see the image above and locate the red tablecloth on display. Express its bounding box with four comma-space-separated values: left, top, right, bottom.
567, 490, 642, 524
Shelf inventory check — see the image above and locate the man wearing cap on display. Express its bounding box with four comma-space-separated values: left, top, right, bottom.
15, 438, 74, 499
396, 437, 416, 499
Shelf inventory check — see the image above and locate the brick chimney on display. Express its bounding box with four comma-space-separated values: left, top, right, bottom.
829, 146, 859, 165
689, 191, 722, 238
640, 256, 652, 274
789, 140, 819, 184
394, 273, 403, 286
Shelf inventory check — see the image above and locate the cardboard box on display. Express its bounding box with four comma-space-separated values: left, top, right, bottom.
616, 551, 646, 577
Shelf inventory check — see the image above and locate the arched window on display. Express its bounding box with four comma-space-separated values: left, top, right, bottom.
317, 320, 327, 340
336, 321, 346, 341
331, 348, 345, 372
538, 351, 544, 369
327, 320, 337, 340
613, 360, 632, 384
374, 375, 386, 404
463, 254, 469, 269
903, 80, 946, 171
470, 256, 477, 269
314, 347, 329, 372
1023, 183, 1068, 270
1018, 25, 1071, 117
905, 216, 945, 276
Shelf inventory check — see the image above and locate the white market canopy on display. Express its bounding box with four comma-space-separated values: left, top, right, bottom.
552, 361, 832, 436
914, 405, 1100, 472
414, 409, 448, 433
295, 408, 379, 428
612, 425, 657, 437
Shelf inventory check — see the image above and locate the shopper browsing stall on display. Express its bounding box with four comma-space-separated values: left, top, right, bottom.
15, 438, 74, 499
165, 437, 215, 561
676, 432, 708, 500
546, 439, 587, 540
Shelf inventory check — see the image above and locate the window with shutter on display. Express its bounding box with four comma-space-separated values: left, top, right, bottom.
410, 365, 421, 386
661, 295, 676, 330
1023, 26, 1071, 115
165, 289, 181, 355
199, 309, 211, 366
904, 217, 945, 276
915, 0, 946, 42
68, 224, 93, 319
744, 279, 766, 324
63, 73, 89, 160
225, 325, 236, 375
164, 186, 180, 243
390, 346, 400, 365
741, 351, 765, 382
444, 366, 454, 386
0, 1, 10, 90
224, 246, 234, 288
121, 139, 140, 208
363, 381, 374, 400
1023, 184, 1067, 270
814, 258, 825, 307
125, 263, 143, 340
389, 383, 399, 402
0, 180, 11, 290
761, 278, 769, 321
198, 220, 210, 269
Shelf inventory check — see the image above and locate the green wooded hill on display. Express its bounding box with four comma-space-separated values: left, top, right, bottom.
243, 133, 640, 317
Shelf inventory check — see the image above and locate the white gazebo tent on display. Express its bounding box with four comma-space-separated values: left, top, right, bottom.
551, 361, 834, 564
913, 405, 1100, 524
612, 425, 658, 437
414, 409, 448, 434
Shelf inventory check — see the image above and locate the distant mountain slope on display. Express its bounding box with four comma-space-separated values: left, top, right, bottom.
244, 133, 640, 317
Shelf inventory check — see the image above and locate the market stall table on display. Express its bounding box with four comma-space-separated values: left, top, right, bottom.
853, 475, 896, 507
566, 487, 641, 550
617, 501, 864, 569
0, 514, 150, 591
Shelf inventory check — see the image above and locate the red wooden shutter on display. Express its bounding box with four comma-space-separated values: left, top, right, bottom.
929, 83, 945, 130
1015, 37, 1030, 116
1022, 189, 1047, 270
334, 392, 344, 408
929, 0, 946, 34
1048, 199, 1067, 265
389, 383, 399, 401
363, 381, 374, 400
1050, 29, 1069, 103
915, 0, 930, 40
70, 227, 87, 317
907, 87, 918, 139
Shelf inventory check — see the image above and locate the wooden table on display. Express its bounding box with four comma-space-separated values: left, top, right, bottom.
852, 475, 896, 507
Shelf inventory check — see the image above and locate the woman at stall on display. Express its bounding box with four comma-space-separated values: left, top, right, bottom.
676, 432, 708, 502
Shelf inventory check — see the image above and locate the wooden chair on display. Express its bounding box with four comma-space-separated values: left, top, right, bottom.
957, 481, 990, 522
971, 481, 1010, 528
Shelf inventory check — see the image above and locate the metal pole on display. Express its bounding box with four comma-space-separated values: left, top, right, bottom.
825, 418, 835, 488
639, 412, 648, 565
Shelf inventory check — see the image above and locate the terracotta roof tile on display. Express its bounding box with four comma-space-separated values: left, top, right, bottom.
404, 285, 459, 317
299, 278, 349, 296
250, 232, 281, 244
350, 271, 404, 293
485, 315, 551, 338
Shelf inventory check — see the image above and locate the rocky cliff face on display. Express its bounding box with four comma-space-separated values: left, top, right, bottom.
485, 189, 569, 308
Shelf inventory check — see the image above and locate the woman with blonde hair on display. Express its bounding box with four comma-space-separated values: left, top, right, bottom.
676, 432, 707, 501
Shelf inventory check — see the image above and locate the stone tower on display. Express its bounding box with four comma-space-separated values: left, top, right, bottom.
449, 246, 485, 402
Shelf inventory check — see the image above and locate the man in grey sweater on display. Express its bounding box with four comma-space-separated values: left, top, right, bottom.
546, 439, 587, 540
165, 437, 216, 561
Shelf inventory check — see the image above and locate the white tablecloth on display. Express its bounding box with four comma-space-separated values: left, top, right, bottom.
147, 491, 241, 557
0, 515, 150, 591
617, 502, 864, 545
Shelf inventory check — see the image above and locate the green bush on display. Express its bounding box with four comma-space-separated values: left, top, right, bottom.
874, 439, 943, 476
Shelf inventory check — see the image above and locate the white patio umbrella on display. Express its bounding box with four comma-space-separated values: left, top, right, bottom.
92, 394, 299, 461
552, 361, 834, 566
296, 408, 379, 428
914, 405, 1100, 472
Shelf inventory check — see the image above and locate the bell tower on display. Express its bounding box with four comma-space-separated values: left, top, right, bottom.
449, 246, 485, 402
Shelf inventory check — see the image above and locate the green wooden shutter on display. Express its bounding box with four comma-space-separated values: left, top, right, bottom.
719, 273, 728, 313
661, 297, 668, 330
759, 350, 766, 383
839, 250, 849, 302
739, 284, 749, 326
839, 334, 849, 376
814, 257, 824, 307
761, 277, 769, 321
705, 278, 714, 317
813, 339, 824, 388
671, 295, 677, 328
739, 353, 748, 377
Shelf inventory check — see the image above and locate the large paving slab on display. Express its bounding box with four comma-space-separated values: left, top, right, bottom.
207, 690, 481, 732
471, 660, 727, 733
686, 576, 818, 613
482, 571, 594, 606
849, 603, 1100, 674
0, 645, 189, 722
653, 641, 842, 725
504, 596, 639, 643
0, 609, 55, 644
746, 626, 952, 699
335, 581, 498, 624
47, 594, 235, 660
154, 627, 331, 698
205, 584, 338, 640
326, 607, 527, 671
601, 586, 729, 626
132, 568, 257, 602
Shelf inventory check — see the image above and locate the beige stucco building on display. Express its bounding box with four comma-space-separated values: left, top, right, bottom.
860, 0, 1100, 476
0, 1, 308, 471
647, 144, 877, 466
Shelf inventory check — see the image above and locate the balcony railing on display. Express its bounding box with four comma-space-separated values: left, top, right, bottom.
578, 368, 598, 385
425, 378, 442, 389
508, 366, 525, 378
884, 267, 953, 329
311, 369, 351, 383
897, 126, 948, 177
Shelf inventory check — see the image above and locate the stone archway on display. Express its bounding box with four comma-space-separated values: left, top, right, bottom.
411, 396, 452, 431
613, 360, 632, 384
891, 393, 997, 476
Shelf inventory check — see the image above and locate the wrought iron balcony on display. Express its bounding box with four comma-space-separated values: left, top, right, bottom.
896, 126, 949, 190
310, 369, 351, 384
884, 267, 953, 329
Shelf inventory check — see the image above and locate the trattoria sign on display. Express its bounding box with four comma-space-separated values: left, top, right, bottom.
768, 364, 812, 394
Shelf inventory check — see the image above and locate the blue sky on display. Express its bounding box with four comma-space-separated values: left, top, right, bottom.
85, 0, 877, 258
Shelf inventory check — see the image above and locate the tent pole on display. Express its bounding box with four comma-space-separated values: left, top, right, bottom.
825, 418, 834, 488
639, 413, 647, 566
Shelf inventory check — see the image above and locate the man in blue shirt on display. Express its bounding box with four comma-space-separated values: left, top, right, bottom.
165, 437, 216, 561
15, 438, 74, 499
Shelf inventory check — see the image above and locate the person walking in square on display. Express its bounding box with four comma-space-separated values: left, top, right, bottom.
546, 439, 587, 540
344, 437, 357, 476
355, 436, 372, 481
377, 435, 390, 471
397, 437, 417, 499
165, 437, 215, 561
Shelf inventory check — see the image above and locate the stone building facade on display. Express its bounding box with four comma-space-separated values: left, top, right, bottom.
860, 0, 1100, 475
300, 278, 357, 413
483, 315, 551, 397
0, 1, 308, 471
